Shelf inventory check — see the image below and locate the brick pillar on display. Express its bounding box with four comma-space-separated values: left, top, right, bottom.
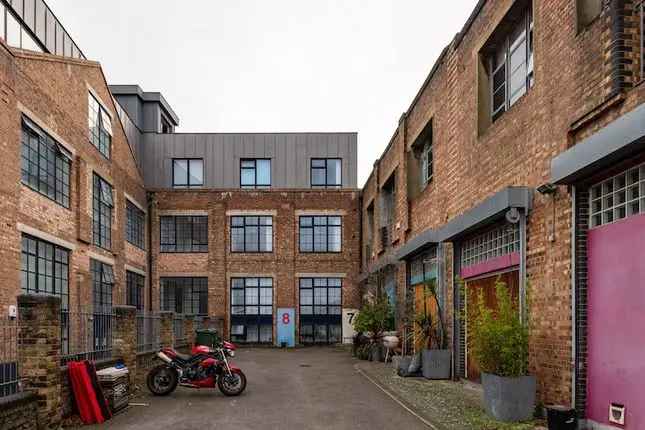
183, 317, 195, 347
18, 294, 61, 429
112, 305, 137, 372
159, 311, 174, 347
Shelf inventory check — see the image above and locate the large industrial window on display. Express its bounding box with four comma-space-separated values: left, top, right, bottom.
88, 93, 112, 158
159, 216, 208, 253
126, 200, 145, 249
485, 2, 534, 122
230, 216, 273, 253
299, 216, 342, 253
20, 116, 71, 208
90, 259, 114, 360
92, 174, 113, 250
589, 163, 645, 228
299, 278, 342, 344
240, 159, 271, 189
160, 277, 208, 315
20, 234, 69, 307
460, 223, 520, 268
230, 278, 273, 343
0, 3, 43, 52
126, 271, 145, 311
311, 158, 342, 188
172, 159, 203, 188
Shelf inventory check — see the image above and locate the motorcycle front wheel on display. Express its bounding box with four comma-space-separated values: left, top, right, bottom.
217, 370, 247, 396
147, 364, 178, 396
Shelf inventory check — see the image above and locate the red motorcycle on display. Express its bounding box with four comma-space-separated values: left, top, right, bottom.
147, 340, 246, 397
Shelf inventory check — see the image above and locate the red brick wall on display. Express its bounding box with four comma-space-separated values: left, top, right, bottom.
360, 0, 645, 406
150, 189, 361, 340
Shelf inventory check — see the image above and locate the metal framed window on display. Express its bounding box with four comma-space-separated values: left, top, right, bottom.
460, 223, 520, 268
230, 278, 273, 343
230, 216, 273, 253
20, 233, 69, 307
489, 6, 533, 122
240, 159, 271, 189
311, 158, 342, 188
90, 259, 114, 358
159, 216, 208, 253
409, 247, 438, 286
92, 174, 113, 250
422, 141, 433, 186
0, 2, 44, 53
589, 163, 645, 228
299, 216, 342, 253
299, 278, 342, 344
160, 277, 208, 315
126, 200, 145, 249
88, 93, 112, 158
20, 116, 71, 208
126, 271, 145, 311
172, 158, 203, 188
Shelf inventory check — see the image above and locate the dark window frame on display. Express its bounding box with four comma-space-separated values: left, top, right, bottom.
20, 233, 70, 308
92, 173, 113, 250
91, 259, 114, 312
126, 270, 145, 311
230, 277, 273, 344
310, 158, 342, 188
172, 158, 204, 189
159, 216, 208, 253
88, 93, 112, 159
230, 216, 273, 253
20, 116, 72, 209
126, 200, 145, 249
240, 158, 271, 189
160, 277, 208, 316
299, 278, 343, 344
299, 216, 342, 253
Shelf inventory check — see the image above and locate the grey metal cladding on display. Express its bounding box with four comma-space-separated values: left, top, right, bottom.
551, 102, 645, 185
114, 102, 143, 169
140, 132, 358, 189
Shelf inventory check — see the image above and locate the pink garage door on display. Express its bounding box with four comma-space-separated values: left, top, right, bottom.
587, 213, 645, 429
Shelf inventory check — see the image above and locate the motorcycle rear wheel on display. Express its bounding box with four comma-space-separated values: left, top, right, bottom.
217, 370, 247, 396
147, 364, 178, 396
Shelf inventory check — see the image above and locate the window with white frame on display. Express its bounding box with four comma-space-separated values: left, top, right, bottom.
88, 93, 112, 158
589, 164, 645, 228
461, 223, 520, 268
486, 3, 534, 122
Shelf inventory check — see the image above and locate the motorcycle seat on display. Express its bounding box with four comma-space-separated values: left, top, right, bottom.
174, 351, 192, 362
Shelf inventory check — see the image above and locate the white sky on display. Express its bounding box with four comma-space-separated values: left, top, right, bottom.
48, 0, 477, 186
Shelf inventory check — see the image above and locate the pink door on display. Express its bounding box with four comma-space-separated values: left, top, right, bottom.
587, 213, 645, 429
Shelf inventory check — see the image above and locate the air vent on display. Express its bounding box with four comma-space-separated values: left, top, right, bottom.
609, 403, 625, 425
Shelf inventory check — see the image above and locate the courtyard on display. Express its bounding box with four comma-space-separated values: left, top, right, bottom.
80, 348, 427, 430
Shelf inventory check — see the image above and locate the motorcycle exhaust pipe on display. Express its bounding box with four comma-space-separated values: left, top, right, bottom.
157, 351, 172, 364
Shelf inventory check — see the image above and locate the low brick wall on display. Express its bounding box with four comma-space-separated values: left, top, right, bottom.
0, 392, 39, 430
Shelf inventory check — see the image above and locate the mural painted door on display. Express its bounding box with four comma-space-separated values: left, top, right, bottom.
414, 283, 439, 352
465, 270, 519, 383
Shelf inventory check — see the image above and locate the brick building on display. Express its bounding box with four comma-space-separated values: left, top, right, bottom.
0, 0, 361, 359
360, 0, 645, 428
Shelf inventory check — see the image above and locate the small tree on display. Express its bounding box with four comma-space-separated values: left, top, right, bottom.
353, 295, 394, 342
470, 279, 529, 377
409, 278, 447, 350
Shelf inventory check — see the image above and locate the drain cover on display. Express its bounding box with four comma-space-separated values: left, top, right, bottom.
299, 364, 311, 368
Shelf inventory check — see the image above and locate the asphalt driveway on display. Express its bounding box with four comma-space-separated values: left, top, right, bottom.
82, 347, 427, 430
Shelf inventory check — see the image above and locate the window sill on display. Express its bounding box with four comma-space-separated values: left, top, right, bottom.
159, 251, 209, 254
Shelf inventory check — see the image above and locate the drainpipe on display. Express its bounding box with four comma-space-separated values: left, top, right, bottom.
147, 192, 154, 312
519, 210, 527, 321
570, 186, 577, 409
608, 0, 628, 95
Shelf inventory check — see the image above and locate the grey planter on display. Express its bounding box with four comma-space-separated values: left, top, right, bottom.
481, 373, 536, 422
421, 349, 451, 379
397, 356, 412, 373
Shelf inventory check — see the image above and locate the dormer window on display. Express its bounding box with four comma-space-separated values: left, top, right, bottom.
88, 93, 112, 158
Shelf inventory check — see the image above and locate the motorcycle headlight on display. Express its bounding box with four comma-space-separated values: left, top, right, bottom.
227, 349, 235, 357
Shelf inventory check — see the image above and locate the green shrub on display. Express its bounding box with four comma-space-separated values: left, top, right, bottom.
470, 280, 529, 377
353, 295, 394, 339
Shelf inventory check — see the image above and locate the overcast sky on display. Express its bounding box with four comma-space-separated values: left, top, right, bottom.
48, 0, 476, 186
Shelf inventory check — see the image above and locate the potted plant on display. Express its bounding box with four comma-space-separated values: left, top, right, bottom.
412, 279, 451, 379
470, 279, 535, 422
352, 295, 394, 362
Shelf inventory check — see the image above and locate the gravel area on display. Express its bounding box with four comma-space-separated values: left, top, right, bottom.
355, 359, 544, 430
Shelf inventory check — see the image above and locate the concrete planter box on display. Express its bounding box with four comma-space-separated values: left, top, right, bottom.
421, 349, 451, 379
481, 373, 536, 422
397, 356, 412, 373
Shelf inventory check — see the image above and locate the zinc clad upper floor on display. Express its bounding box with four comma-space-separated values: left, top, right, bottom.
139, 132, 358, 190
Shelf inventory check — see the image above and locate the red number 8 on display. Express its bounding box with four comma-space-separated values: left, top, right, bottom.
282, 313, 290, 324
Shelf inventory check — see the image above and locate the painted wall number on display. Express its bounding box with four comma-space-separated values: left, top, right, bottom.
282, 313, 290, 324
347, 312, 355, 323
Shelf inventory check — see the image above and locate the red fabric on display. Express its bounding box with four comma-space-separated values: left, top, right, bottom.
68, 361, 107, 424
